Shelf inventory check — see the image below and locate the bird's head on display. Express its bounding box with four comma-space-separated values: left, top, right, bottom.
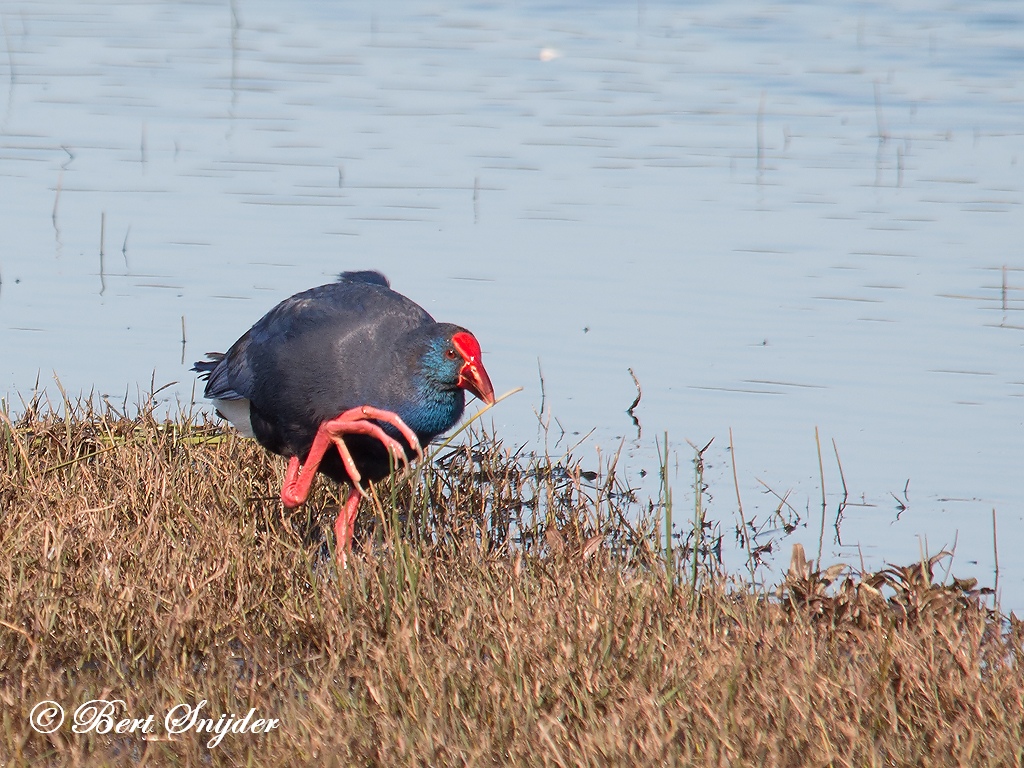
421, 327, 495, 405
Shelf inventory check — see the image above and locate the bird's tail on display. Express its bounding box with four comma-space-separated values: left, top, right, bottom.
191, 353, 224, 379
338, 270, 390, 288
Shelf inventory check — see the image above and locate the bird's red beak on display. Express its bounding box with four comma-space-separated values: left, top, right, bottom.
459, 360, 495, 405
452, 331, 495, 405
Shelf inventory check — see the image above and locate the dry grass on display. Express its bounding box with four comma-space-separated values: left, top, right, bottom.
1, 396, 1022, 767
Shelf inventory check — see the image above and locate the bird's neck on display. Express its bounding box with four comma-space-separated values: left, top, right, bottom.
400, 380, 466, 441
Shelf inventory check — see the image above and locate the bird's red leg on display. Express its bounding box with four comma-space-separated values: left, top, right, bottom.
333, 488, 363, 568
281, 428, 341, 508
280, 406, 423, 509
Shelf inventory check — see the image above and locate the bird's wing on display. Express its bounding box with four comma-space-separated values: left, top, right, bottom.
199, 279, 433, 406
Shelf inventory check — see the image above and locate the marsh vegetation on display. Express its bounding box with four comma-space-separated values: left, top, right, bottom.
1, 397, 1021, 766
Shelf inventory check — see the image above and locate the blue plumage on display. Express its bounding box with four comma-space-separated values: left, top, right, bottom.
194, 270, 495, 564
193, 271, 493, 486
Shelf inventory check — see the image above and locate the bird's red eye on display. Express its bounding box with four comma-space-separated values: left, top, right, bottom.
445, 347, 458, 360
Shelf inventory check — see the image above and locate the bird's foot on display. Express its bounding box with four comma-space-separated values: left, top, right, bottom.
352, 405, 423, 462
278, 406, 422, 510
321, 407, 419, 482
281, 456, 307, 508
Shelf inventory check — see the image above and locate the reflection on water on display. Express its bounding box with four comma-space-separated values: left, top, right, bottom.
1, 0, 1022, 604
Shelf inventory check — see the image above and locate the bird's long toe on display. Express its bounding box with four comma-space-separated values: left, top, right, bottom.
281, 456, 308, 508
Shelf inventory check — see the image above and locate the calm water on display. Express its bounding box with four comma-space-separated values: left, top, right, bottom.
2, 1, 1022, 604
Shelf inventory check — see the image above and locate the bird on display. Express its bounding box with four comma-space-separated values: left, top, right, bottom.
193, 270, 495, 566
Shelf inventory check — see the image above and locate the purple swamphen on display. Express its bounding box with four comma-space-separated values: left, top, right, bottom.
193, 270, 495, 565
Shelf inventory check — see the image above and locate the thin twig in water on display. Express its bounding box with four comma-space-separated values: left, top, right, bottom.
1001, 264, 1008, 325
832, 438, 848, 499
815, 427, 826, 563
690, 439, 712, 600
992, 508, 1000, 605
626, 367, 642, 436
52, 170, 62, 227
756, 477, 799, 519
658, 432, 672, 576
537, 358, 546, 424
832, 437, 849, 544
551, 416, 566, 448
729, 428, 754, 573
180, 315, 187, 365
